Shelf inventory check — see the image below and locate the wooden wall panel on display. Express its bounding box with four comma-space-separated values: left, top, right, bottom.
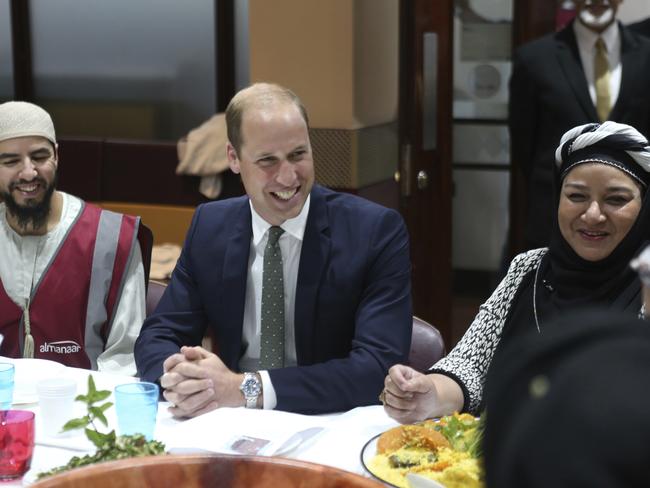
513, 0, 557, 48
56, 138, 244, 207
102, 141, 208, 206
57, 138, 103, 201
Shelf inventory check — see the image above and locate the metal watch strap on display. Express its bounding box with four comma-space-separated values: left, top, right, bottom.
242, 372, 261, 409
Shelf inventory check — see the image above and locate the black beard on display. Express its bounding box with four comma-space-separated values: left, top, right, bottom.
2, 174, 57, 232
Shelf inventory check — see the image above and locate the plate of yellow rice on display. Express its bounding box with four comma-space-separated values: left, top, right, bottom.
361, 413, 484, 488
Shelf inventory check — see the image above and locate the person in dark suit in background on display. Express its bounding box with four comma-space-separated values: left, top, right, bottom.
628, 16, 650, 38
135, 82, 412, 416
509, 0, 650, 251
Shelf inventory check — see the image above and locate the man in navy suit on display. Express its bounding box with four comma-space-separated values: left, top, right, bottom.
135, 83, 412, 416
509, 0, 650, 251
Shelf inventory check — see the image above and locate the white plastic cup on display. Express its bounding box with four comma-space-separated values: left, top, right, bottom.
36, 378, 77, 437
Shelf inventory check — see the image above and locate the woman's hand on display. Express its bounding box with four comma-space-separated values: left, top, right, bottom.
381, 365, 464, 424
382, 365, 436, 424
643, 286, 650, 318
630, 245, 650, 317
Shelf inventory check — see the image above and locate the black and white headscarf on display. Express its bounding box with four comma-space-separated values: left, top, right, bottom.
554, 121, 650, 187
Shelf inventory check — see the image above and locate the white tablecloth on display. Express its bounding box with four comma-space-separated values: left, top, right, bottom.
0, 358, 399, 486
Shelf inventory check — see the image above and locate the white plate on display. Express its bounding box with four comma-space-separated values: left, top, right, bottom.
10, 358, 66, 404
360, 432, 447, 488
360, 434, 400, 488
406, 473, 446, 488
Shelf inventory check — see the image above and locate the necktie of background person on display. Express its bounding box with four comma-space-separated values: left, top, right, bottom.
594, 37, 611, 122
259, 226, 285, 370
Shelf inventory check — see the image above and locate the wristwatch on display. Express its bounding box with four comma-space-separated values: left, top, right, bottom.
239, 372, 262, 409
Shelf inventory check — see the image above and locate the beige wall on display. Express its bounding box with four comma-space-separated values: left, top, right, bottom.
618, 0, 650, 23
248, 0, 398, 129
353, 0, 399, 127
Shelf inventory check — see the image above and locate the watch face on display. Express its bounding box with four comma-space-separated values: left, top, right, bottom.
242, 376, 261, 397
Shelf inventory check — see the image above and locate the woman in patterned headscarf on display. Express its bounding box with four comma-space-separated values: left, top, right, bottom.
381, 121, 650, 423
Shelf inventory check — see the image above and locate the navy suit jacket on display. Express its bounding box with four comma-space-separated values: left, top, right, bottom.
509, 21, 650, 249
135, 185, 412, 414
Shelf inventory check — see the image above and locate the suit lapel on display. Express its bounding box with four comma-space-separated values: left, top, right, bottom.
294, 186, 330, 364
555, 26, 599, 121
221, 201, 252, 363
610, 25, 641, 120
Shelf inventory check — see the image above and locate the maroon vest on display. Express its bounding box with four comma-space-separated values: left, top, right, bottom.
0, 203, 139, 369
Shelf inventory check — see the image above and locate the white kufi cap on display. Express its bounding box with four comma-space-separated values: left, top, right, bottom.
0, 101, 56, 145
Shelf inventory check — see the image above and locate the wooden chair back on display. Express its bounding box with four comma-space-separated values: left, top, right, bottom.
409, 316, 446, 372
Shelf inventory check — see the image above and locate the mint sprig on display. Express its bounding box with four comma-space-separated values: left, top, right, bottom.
61, 375, 114, 448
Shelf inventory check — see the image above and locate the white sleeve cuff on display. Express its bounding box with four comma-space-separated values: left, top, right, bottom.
258, 370, 277, 409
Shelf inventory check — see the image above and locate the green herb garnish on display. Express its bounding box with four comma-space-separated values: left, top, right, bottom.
37, 376, 166, 479
434, 413, 483, 459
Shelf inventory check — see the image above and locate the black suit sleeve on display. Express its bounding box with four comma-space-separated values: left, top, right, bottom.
509, 47, 540, 185
134, 206, 209, 382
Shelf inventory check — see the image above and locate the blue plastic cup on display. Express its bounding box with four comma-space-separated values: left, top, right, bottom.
114, 382, 159, 440
0, 363, 14, 410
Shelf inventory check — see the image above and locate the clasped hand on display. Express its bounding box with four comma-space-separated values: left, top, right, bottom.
382, 364, 440, 424
160, 346, 244, 418
382, 365, 464, 424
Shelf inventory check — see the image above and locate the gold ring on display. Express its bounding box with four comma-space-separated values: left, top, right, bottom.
378, 389, 386, 404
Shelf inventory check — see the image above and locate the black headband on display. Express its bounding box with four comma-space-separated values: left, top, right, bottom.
559, 144, 650, 187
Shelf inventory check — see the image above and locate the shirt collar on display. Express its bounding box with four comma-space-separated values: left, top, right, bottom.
250, 194, 311, 247
573, 18, 619, 53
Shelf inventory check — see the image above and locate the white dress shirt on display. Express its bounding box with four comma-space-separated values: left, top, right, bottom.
0, 192, 145, 375
238, 195, 311, 409
574, 19, 622, 110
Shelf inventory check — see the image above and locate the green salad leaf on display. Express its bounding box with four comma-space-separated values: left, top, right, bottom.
434, 414, 484, 459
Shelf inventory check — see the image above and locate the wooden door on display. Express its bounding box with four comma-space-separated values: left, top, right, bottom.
398, 0, 454, 344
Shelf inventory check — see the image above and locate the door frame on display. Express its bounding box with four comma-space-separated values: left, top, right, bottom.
398, 0, 454, 344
